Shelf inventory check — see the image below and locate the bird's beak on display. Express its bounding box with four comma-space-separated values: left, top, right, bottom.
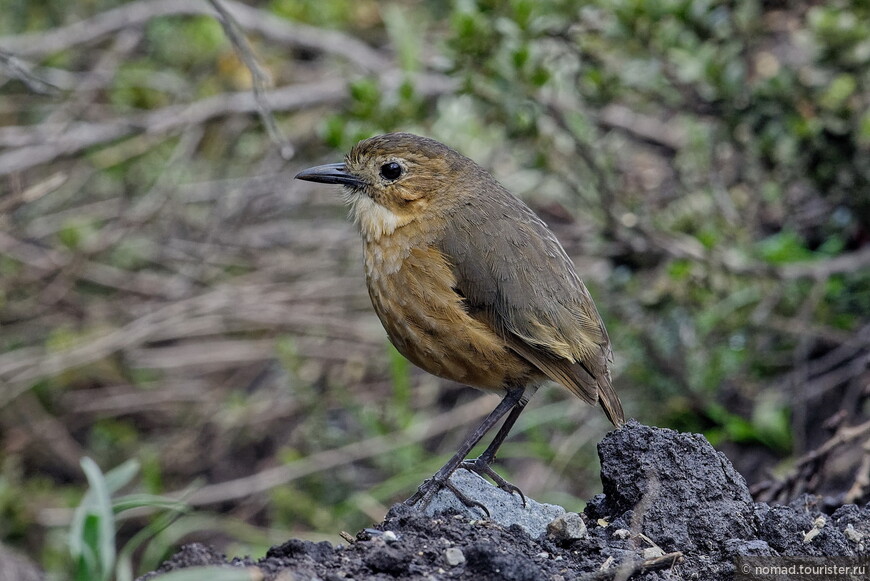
295, 162, 367, 188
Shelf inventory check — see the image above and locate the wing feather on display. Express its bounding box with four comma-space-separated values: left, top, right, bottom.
438, 175, 625, 426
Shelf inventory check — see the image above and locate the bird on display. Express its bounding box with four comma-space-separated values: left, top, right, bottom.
295, 132, 624, 511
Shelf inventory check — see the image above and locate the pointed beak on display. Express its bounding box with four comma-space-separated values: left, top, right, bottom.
295, 162, 367, 188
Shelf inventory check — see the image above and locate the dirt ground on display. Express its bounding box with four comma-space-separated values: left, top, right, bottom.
140, 421, 869, 580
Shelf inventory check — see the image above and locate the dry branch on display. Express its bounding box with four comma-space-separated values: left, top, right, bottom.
0, 48, 60, 94
752, 418, 870, 504
176, 394, 497, 506
0, 0, 389, 71
576, 551, 684, 581
0, 71, 455, 176
207, 0, 294, 159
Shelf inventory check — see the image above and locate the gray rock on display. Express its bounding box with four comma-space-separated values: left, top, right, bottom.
444, 547, 466, 566
416, 469, 566, 537
546, 512, 587, 542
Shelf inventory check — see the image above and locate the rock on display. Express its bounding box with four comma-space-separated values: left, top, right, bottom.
589, 419, 757, 552
140, 422, 870, 581
546, 513, 587, 542
444, 547, 466, 566
416, 469, 566, 537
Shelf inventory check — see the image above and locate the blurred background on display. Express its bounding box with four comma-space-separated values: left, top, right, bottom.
0, 0, 868, 578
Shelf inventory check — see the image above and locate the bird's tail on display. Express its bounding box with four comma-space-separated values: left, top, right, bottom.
597, 373, 625, 427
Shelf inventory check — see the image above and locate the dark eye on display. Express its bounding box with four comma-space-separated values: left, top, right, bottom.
380, 162, 403, 181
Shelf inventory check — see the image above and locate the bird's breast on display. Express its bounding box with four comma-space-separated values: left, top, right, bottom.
363, 233, 541, 391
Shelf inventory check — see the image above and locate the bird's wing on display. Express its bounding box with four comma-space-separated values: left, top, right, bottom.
438, 188, 624, 426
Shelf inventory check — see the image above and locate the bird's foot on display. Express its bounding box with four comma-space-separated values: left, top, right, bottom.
460, 457, 527, 507
404, 473, 492, 517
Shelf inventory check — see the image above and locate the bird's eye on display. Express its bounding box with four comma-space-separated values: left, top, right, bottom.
379, 162, 403, 181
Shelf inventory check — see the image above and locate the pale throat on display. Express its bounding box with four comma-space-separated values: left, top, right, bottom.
346, 193, 414, 242
346, 194, 439, 280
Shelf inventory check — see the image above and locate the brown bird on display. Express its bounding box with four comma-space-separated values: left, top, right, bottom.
296, 133, 624, 510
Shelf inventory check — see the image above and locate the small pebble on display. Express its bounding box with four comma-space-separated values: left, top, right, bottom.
547, 513, 587, 541
612, 528, 631, 540
444, 547, 465, 566
803, 516, 825, 544
643, 546, 664, 559
844, 524, 864, 543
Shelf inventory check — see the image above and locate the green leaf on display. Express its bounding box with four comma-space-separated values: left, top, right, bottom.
112, 494, 188, 514
819, 74, 856, 110
102, 459, 141, 495
858, 109, 870, 146
756, 230, 813, 264
71, 458, 117, 581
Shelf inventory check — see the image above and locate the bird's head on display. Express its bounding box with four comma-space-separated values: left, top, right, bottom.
295, 133, 474, 241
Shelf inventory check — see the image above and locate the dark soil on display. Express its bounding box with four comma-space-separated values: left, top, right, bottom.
139, 421, 869, 580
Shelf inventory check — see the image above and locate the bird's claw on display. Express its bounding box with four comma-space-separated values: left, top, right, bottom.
460, 457, 527, 507
404, 475, 492, 518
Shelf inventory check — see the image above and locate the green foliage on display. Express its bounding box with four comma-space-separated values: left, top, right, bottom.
756, 230, 816, 264
71, 458, 188, 581
109, 61, 173, 111
323, 77, 427, 149
269, 0, 375, 28
145, 17, 227, 69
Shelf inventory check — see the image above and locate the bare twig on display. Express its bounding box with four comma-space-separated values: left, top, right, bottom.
0, 48, 60, 94
0, 78, 340, 176
598, 104, 687, 151
576, 551, 684, 581
44, 29, 142, 128
0, 0, 388, 71
207, 0, 293, 159
0, 392, 84, 477
627, 224, 870, 293
751, 419, 870, 503
169, 395, 497, 506
0, 71, 455, 176
0, 172, 67, 214
845, 437, 870, 505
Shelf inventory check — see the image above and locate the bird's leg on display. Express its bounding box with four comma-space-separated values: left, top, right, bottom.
460, 397, 528, 506
405, 387, 525, 513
